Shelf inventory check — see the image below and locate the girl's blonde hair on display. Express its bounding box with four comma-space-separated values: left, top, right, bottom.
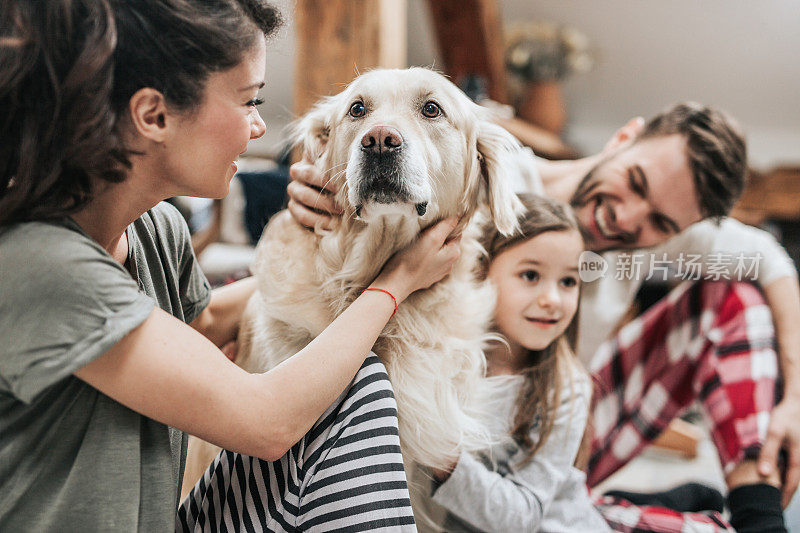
477, 193, 583, 462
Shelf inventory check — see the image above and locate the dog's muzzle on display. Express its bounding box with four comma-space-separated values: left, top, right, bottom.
353, 126, 427, 218
361, 125, 403, 154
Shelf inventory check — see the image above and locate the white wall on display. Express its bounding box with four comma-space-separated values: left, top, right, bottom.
249, 0, 297, 158
255, 0, 800, 168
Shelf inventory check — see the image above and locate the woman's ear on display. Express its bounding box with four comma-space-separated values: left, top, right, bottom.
476, 120, 524, 236
128, 88, 171, 143
291, 94, 341, 161
601, 116, 645, 154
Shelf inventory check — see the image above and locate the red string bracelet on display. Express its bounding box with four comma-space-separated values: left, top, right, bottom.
362, 287, 398, 318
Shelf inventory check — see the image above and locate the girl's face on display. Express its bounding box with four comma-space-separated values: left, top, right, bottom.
487, 229, 583, 356
162, 36, 267, 198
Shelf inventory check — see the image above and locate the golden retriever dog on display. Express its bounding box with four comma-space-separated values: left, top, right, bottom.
183, 67, 524, 500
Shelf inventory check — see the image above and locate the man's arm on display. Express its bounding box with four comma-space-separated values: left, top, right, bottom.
759, 276, 800, 506
656, 218, 800, 504
762, 276, 800, 399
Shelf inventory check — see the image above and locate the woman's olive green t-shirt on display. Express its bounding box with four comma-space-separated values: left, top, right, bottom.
0, 202, 210, 531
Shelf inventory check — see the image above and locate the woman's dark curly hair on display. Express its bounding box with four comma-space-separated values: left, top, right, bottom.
0, 0, 281, 226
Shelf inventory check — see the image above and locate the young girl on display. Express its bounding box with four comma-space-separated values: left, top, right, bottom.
0, 1, 457, 530
426, 193, 608, 532
427, 194, 733, 532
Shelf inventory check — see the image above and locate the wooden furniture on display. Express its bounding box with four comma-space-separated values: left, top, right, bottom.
293, 0, 577, 160
732, 166, 800, 226
652, 419, 702, 459
424, 0, 578, 159
425, 0, 508, 103
293, 0, 407, 117
496, 116, 580, 160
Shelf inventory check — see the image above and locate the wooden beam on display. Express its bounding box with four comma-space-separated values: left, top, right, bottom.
496, 116, 580, 160
425, 0, 508, 103
293, 0, 407, 117
651, 419, 701, 459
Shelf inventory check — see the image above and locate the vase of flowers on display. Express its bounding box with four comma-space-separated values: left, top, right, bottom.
505, 21, 593, 136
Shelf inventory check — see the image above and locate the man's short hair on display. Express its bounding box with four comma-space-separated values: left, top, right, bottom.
638, 102, 746, 220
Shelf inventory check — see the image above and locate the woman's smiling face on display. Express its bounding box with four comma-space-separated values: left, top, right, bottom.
162, 35, 267, 199
487, 229, 583, 358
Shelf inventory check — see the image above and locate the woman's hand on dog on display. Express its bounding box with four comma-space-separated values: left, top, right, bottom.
289, 156, 462, 300
287, 157, 343, 231
373, 218, 462, 303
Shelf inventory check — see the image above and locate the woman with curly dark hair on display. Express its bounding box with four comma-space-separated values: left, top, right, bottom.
0, 1, 459, 530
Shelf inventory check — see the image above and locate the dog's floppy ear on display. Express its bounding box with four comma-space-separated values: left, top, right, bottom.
291, 94, 341, 160
476, 120, 524, 236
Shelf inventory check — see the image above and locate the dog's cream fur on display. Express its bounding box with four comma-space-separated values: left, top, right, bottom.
183, 68, 524, 500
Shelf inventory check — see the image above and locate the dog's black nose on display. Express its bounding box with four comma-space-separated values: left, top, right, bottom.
361, 126, 403, 153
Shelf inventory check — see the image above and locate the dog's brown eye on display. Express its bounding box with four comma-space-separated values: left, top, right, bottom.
422, 101, 441, 118
349, 101, 366, 118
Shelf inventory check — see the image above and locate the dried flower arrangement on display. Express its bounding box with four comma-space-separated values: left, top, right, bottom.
504, 21, 594, 135
505, 20, 594, 83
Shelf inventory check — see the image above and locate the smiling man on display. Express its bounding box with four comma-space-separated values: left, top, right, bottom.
537, 104, 796, 529
288, 102, 799, 532
569, 134, 700, 250
544, 105, 742, 252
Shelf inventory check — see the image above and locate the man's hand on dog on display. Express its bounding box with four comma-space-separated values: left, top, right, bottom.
287, 157, 342, 230
288, 156, 461, 301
